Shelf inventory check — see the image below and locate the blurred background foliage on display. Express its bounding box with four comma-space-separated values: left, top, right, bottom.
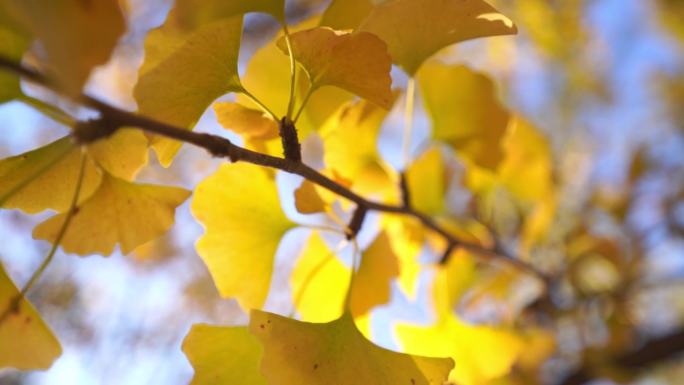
1, 0, 684, 384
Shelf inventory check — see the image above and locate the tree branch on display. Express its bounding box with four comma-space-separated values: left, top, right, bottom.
0, 56, 549, 285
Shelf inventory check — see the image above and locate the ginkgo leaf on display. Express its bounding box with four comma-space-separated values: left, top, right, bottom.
432, 248, 477, 319
250, 310, 454, 385
359, 0, 518, 75
0, 137, 102, 214
320, 0, 374, 31
238, 18, 353, 148
0, 263, 61, 370
172, 0, 285, 23
1, 0, 125, 94
0, 7, 30, 103
290, 232, 349, 322
134, 0, 244, 166
294, 180, 327, 214
405, 146, 447, 215
33, 174, 190, 256
418, 63, 510, 170
382, 216, 424, 298
191, 163, 295, 310
276, 27, 393, 109
214, 102, 279, 141
87, 129, 149, 181
322, 98, 397, 197
350, 231, 399, 317
397, 315, 523, 385
182, 324, 266, 385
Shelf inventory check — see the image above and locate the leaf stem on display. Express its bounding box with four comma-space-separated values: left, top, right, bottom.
19, 95, 76, 127
293, 85, 315, 123
241, 88, 279, 121
282, 24, 298, 120
401, 78, 416, 169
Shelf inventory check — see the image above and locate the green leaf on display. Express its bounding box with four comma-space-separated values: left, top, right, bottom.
359, 0, 517, 75
134, 0, 244, 166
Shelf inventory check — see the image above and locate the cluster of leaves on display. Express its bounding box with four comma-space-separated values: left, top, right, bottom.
2, 0, 684, 384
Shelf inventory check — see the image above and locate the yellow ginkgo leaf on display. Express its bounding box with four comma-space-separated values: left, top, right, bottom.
2, 0, 125, 95
320, 0, 374, 31
432, 248, 477, 319
405, 146, 447, 215
238, 18, 352, 150
250, 310, 454, 385
322, 98, 397, 198
87, 128, 149, 181
291, 232, 349, 322
182, 324, 267, 385
214, 102, 279, 141
418, 63, 510, 170
277, 27, 393, 109
191, 163, 295, 310
294, 180, 327, 214
0, 263, 62, 370
0, 137, 102, 214
382, 216, 424, 298
397, 315, 523, 385
134, 0, 244, 166
498, 117, 553, 203
33, 174, 190, 256
172, 0, 285, 23
359, 0, 517, 75
0, 7, 30, 103
350, 231, 399, 317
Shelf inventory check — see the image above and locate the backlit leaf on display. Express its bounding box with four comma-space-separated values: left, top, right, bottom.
405, 146, 447, 215
0, 263, 61, 370
419, 63, 510, 170
191, 163, 295, 310
397, 315, 523, 385
2, 0, 125, 94
294, 180, 327, 214
214, 102, 279, 141
250, 310, 454, 385
87, 129, 149, 181
359, 0, 517, 75
322, 98, 397, 197
134, 0, 244, 166
277, 27, 393, 109
0, 137, 102, 214
350, 231, 399, 317
320, 0, 375, 30
182, 324, 266, 385
291, 232, 349, 322
172, 0, 284, 23
0, 7, 30, 103
33, 174, 190, 255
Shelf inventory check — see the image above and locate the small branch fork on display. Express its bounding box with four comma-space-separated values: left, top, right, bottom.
0, 56, 548, 286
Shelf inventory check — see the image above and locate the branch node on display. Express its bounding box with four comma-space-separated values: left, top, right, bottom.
346, 205, 368, 240
279, 116, 301, 162
72, 117, 120, 144
439, 242, 457, 265
399, 172, 411, 208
